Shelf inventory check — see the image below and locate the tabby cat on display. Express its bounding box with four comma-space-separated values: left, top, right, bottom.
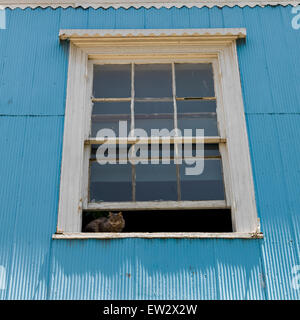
83, 212, 125, 232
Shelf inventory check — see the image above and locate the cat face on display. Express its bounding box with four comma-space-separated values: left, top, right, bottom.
108, 212, 123, 222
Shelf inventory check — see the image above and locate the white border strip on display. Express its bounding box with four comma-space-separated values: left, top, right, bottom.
0, 1, 299, 9
53, 232, 264, 239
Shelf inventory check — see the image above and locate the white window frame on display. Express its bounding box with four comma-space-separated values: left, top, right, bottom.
54, 28, 262, 239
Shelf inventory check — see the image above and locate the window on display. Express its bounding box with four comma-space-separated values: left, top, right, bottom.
89, 63, 224, 203
55, 29, 261, 238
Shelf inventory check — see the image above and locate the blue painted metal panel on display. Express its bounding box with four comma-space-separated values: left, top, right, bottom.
0, 6, 299, 299
0, 116, 64, 299
246, 114, 300, 299
50, 239, 266, 300
0, 9, 68, 116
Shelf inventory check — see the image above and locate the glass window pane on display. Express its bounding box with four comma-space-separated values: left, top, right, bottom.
131, 144, 176, 163
175, 63, 215, 97
92, 101, 131, 115
178, 114, 218, 136
135, 64, 172, 98
177, 100, 216, 113
93, 64, 131, 98
203, 144, 220, 157
91, 102, 131, 137
180, 159, 225, 200
135, 163, 178, 201
182, 143, 220, 158
90, 144, 130, 162
134, 101, 174, 136
135, 144, 220, 163
89, 162, 132, 202
176, 100, 218, 136
158, 143, 175, 160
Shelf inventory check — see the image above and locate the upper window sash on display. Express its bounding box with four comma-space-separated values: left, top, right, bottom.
89, 61, 220, 141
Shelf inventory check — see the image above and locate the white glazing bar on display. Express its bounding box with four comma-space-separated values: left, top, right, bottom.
86, 200, 229, 211
85, 136, 226, 144
92, 97, 131, 102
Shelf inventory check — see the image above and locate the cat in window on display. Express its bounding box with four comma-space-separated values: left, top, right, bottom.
83, 212, 125, 232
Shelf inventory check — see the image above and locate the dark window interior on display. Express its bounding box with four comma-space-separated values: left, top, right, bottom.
82, 209, 232, 233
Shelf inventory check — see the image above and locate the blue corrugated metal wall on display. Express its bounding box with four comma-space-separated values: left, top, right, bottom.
0, 5, 299, 299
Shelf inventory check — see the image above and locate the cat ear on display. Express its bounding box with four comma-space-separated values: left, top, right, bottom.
108, 212, 113, 217
118, 212, 122, 216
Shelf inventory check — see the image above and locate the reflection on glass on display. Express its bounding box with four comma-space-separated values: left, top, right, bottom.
91, 102, 131, 137
177, 114, 218, 136
203, 144, 220, 157
181, 144, 220, 159
89, 162, 132, 202
134, 101, 174, 136
135, 64, 172, 98
93, 64, 131, 98
92, 101, 131, 115
177, 100, 216, 113
175, 63, 215, 97
180, 159, 225, 201
90, 144, 130, 163
135, 163, 177, 201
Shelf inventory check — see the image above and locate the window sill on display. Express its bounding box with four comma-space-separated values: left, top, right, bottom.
52, 232, 263, 240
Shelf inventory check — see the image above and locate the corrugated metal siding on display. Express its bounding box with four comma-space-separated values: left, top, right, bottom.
1, 1, 299, 9
0, 6, 299, 299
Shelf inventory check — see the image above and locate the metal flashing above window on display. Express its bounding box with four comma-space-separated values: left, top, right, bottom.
59, 28, 247, 42
0, 1, 299, 9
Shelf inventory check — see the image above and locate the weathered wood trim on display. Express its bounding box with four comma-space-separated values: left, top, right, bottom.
218, 42, 258, 232
212, 59, 233, 210
85, 200, 229, 211
57, 43, 88, 233
91, 97, 216, 102
53, 232, 264, 240
85, 136, 226, 144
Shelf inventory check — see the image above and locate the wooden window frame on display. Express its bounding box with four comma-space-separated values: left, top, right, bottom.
55, 29, 262, 239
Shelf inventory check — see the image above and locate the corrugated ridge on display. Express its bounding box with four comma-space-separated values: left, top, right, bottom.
0, 116, 64, 299
0, 2, 300, 9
